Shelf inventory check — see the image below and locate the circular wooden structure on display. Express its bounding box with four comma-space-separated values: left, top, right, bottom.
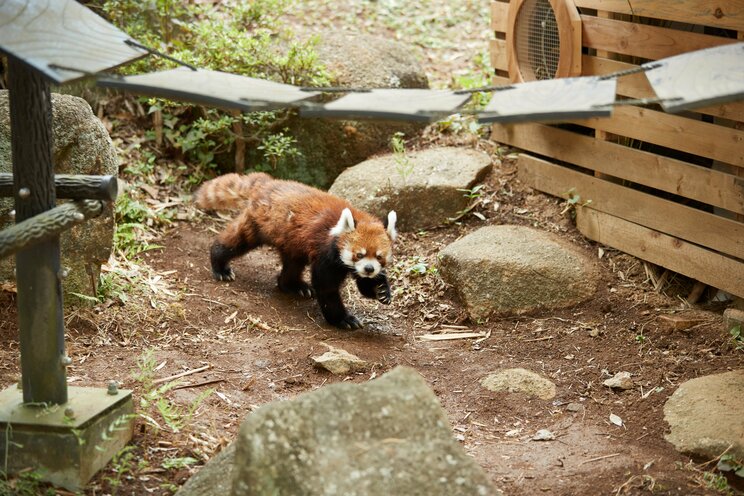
506, 0, 582, 82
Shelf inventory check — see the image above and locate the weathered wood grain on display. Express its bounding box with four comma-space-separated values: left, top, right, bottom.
479, 76, 616, 123
0, 0, 145, 83
300, 89, 471, 122
577, 208, 744, 298
517, 154, 744, 260
98, 68, 321, 112
581, 15, 737, 61
643, 42, 744, 113
490, 123, 744, 214
573, 0, 744, 32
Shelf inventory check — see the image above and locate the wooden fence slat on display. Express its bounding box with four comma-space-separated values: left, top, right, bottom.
491, 123, 744, 215
577, 208, 744, 297
573, 0, 744, 33
581, 15, 737, 61
490, 39, 509, 72
577, 106, 744, 167
491, 1, 509, 33
517, 154, 744, 260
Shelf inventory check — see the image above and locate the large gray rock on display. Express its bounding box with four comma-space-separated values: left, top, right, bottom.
329, 147, 493, 231
231, 366, 498, 496
438, 225, 597, 319
0, 91, 117, 298
278, 32, 429, 188
664, 370, 744, 459
176, 443, 237, 496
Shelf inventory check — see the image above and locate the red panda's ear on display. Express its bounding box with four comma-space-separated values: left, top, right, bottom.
330, 208, 356, 236
385, 210, 397, 241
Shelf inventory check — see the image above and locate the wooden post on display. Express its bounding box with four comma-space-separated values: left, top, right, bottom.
7, 57, 67, 406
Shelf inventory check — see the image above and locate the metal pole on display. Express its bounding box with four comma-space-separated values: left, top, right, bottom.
8, 57, 67, 405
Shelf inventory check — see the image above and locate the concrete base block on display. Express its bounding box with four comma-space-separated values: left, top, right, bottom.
0, 385, 134, 491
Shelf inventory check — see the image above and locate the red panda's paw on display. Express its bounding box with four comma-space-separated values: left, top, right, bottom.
337, 314, 363, 330
212, 268, 236, 282
281, 282, 315, 299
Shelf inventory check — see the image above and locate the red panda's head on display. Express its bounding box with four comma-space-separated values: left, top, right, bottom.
330, 208, 397, 278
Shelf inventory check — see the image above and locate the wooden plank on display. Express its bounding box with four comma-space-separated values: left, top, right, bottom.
479, 76, 616, 123
583, 55, 744, 121
0, 0, 145, 84
517, 154, 744, 260
581, 15, 737, 61
643, 43, 744, 113
98, 68, 321, 112
577, 105, 744, 167
491, 123, 744, 215
573, 0, 744, 32
576, 208, 744, 298
490, 39, 509, 72
491, 1, 509, 33
300, 89, 471, 122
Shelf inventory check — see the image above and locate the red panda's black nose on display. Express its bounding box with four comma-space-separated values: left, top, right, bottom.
364, 264, 375, 274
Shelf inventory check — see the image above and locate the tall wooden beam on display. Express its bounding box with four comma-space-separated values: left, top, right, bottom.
8, 57, 67, 406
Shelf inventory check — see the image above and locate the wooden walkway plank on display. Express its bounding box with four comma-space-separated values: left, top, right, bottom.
98, 68, 321, 112
479, 76, 617, 123
517, 154, 744, 260
643, 43, 744, 113
0, 0, 145, 83
299, 89, 471, 122
577, 208, 744, 298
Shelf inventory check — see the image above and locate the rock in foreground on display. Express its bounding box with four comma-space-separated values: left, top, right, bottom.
232, 366, 499, 496
664, 369, 744, 459
439, 225, 597, 319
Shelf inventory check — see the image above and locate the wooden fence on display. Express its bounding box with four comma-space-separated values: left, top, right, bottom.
489, 0, 744, 299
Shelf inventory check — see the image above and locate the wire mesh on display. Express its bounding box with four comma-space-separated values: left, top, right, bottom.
515, 0, 560, 80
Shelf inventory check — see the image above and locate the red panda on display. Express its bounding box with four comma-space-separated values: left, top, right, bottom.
194, 172, 397, 329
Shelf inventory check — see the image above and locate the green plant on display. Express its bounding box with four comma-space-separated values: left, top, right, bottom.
561, 188, 592, 217
98, 0, 329, 182
0, 471, 56, 496
730, 325, 743, 351
391, 132, 414, 182
135, 350, 214, 433
103, 445, 149, 492
162, 456, 199, 470
447, 184, 486, 223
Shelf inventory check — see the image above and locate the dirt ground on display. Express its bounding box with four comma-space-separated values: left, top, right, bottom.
1, 148, 742, 496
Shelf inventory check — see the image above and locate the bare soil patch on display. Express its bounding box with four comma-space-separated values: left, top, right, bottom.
1, 152, 740, 496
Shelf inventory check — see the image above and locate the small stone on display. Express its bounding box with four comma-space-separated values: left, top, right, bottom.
566, 402, 583, 412
532, 429, 555, 441
480, 368, 556, 400
312, 346, 367, 375
603, 371, 634, 390
657, 314, 705, 333
724, 308, 744, 332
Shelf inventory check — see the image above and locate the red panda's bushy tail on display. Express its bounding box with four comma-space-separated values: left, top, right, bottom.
193, 172, 272, 211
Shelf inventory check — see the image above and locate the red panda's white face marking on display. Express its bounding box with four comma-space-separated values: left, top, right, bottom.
333, 209, 395, 279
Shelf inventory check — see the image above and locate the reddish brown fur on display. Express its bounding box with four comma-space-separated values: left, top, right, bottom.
194, 173, 391, 266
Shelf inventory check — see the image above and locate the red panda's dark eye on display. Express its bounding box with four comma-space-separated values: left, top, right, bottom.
356, 252, 364, 260
376, 255, 383, 261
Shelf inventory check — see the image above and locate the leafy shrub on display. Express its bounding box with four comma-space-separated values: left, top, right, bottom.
92, 0, 330, 183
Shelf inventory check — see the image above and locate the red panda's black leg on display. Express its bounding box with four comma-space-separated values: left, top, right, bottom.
311, 254, 361, 330
355, 271, 392, 304
277, 253, 313, 298
210, 217, 259, 281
